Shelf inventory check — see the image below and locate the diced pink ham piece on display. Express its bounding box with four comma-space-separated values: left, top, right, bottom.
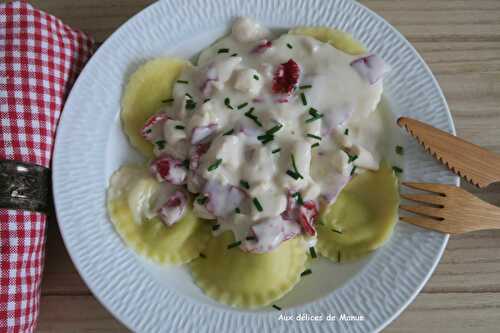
350, 54, 386, 84
158, 190, 187, 227
251, 39, 272, 54
242, 216, 301, 253
202, 181, 246, 217
189, 142, 210, 170
191, 124, 218, 144
298, 201, 318, 236
141, 113, 170, 142
150, 155, 187, 185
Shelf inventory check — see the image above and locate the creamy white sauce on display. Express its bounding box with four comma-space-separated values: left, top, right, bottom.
135, 18, 398, 253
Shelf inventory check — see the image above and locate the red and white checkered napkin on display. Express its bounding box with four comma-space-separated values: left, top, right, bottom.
0, 2, 93, 331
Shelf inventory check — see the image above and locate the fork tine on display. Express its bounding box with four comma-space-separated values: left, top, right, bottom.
400, 215, 450, 233
399, 204, 443, 220
401, 182, 448, 194
400, 193, 445, 206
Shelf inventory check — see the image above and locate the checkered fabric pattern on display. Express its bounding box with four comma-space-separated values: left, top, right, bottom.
0, 1, 93, 332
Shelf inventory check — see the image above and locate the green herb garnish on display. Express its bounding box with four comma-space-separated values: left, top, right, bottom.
266, 123, 283, 135
344, 128, 349, 135
348, 154, 358, 163
185, 99, 197, 110
286, 154, 304, 180
309, 247, 317, 259
338, 251, 341, 262
199, 253, 206, 258
292, 192, 304, 205
211, 224, 220, 231
224, 97, 233, 110
311, 142, 320, 149
162, 98, 174, 103
197, 195, 208, 205
272, 148, 281, 154
245, 235, 257, 241
203, 98, 211, 103
155, 140, 166, 150
207, 158, 223, 172
331, 228, 343, 234
185, 93, 193, 99
299, 84, 312, 90
235, 207, 241, 214
300, 269, 312, 277
237, 102, 248, 109
252, 197, 263, 212
396, 145, 404, 155
244, 108, 262, 127
350, 165, 357, 176
306, 108, 324, 123
257, 133, 274, 144
217, 48, 229, 54
239, 180, 250, 189
272, 304, 282, 311
306, 133, 322, 141
253, 74, 259, 80
227, 240, 242, 249
176, 80, 188, 84
300, 92, 307, 106
223, 129, 234, 136
182, 159, 190, 168
175, 125, 185, 130
230, 53, 238, 57
286, 43, 293, 49
393, 166, 403, 174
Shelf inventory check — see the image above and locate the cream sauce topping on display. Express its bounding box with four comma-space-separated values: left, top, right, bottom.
136, 18, 393, 253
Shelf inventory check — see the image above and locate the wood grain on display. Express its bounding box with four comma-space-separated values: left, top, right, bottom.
30, 0, 500, 332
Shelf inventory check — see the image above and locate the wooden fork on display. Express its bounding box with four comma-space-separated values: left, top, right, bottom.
399, 182, 500, 234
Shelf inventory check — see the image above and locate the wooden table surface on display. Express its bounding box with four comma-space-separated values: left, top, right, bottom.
31, 0, 500, 332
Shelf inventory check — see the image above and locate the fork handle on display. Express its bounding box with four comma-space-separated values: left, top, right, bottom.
467, 198, 500, 231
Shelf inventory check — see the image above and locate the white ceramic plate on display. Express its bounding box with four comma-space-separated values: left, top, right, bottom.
53, 0, 458, 332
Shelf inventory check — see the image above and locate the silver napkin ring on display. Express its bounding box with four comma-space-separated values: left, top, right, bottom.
0, 160, 50, 213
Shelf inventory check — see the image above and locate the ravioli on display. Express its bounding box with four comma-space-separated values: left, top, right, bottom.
289, 26, 367, 55
107, 165, 210, 265
121, 58, 190, 157
316, 164, 399, 262
190, 232, 307, 308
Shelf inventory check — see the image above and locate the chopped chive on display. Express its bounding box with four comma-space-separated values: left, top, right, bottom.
185, 99, 197, 110
338, 251, 341, 262
309, 247, 317, 258
162, 98, 174, 103
317, 219, 325, 226
223, 129, 234, 136
227, 240, 242, 249
300, 92, 307, 106
344, 128, 349, 135
185, 93, 193, 99
300, 269, 312, 277
239, 180, 250, 189
211, 224, 220, 231
257, 134, 274, 144
272, 304, 282, 311
182, 159, 190, 168
235, 207, 241, 214
244, 108, 262, 127
145, 129, 152, 134
348, 154, 358, 163
272, 148, 281, 154
175, 125, 185, 130
299, 84, 312, 90
292, 192, 304, 205
199, 253, 206, 258
396, 145, 404, 155
203, 98, 211, 103
217, 48, 229, 54
252, 197, 263, 212
311, 142, 320, 149
350, 165, 357, 176
286, 170, 301, 180
237, 102, 248, 109
393, 166, 403, 174
331, 228, 343, 234
306, 133, 322, 141
266, 123, 283, 135
306, 108, 324, 123
155, 140, 166, 150
230, 53, 238, 57
176, 80, 188, 84
253, 74, 259, 80
286, 43, 293, 49
207, 158, 223, 172
197, 195, 208, 205
245, 235, 257, 241
290, 154, 304, 179
224, 97, 233, 110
